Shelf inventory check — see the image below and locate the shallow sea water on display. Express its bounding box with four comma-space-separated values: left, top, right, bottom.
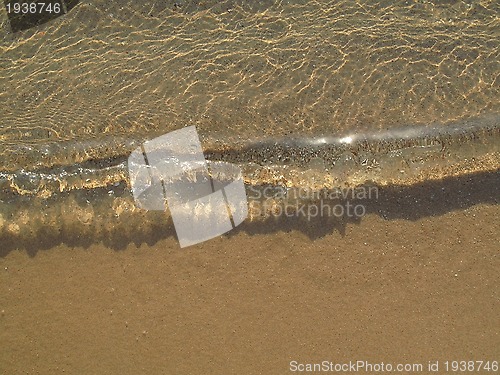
0, 0, 499, 373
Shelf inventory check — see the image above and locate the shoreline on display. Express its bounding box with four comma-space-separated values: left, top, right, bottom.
1, 114, 498, 199
1, 168, 498, 256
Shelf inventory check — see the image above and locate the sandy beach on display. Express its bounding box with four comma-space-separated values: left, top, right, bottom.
1, 0, 499, 373
1, 201, 499, 373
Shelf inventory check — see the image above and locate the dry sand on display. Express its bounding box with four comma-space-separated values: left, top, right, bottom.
1, 201, 498, 374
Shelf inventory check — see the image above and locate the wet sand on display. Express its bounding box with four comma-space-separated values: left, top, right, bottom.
1, 202, 499, 373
